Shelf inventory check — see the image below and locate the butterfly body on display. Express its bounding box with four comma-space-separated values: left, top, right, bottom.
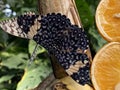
0, 12, 91, 85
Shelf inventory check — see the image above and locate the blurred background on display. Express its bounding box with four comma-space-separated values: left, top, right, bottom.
0, 0, 106, 90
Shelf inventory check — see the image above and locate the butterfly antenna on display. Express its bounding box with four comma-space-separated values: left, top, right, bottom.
29, 14, 40, 65
29, 44, 39, 65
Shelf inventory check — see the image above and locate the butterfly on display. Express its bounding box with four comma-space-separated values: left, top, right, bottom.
0, 12, 91, 85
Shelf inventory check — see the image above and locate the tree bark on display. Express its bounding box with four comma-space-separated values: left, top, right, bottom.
35, 0, 93, 90
38, 0, 82, 26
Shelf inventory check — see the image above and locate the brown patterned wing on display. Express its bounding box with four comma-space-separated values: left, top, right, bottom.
0, 12, 41, 39
33, 13, 91, 85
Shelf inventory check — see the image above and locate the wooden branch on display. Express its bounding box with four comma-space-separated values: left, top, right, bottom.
33, 73, 57, 90
36, 0, 93, 90
38, 0, 81, 26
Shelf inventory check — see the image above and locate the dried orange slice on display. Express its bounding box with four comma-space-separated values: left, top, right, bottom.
96, 0, 120, 42
91, 42, 120, 90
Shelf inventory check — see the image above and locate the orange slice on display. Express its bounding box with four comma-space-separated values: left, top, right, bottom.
91, 42, 120, 90
96, 0, 120, 42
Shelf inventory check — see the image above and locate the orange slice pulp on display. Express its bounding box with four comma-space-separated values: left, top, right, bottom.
96, 0, 120, 42
91, 42, 120, 90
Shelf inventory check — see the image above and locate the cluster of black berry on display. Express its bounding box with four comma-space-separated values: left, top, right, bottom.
17, 14, 39, 34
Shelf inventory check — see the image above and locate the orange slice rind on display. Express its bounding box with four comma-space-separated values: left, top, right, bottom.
91, 42, 120, 90
96, 0, 120, 42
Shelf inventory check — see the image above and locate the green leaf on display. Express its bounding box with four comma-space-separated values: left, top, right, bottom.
1, 53, 28, 69
17, 59, 52, 90
0, 51, 13, 57
89, 27, 107, 52
28, 40, 46, 55
0, 30, 9, 47
75, 0, 94, 28
0, 75, 14, 83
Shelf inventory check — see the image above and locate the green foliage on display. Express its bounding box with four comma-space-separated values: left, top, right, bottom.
0, 0, 107, 90
17, 59, 52, 90
0, 40, 52, 90
0, 1, 52, 89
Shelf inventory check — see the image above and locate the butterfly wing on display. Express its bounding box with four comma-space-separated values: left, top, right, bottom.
0, 12, 41, 39
0, 12, 91, 85
55, 26, 91, 85
33, 13, 91, 85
